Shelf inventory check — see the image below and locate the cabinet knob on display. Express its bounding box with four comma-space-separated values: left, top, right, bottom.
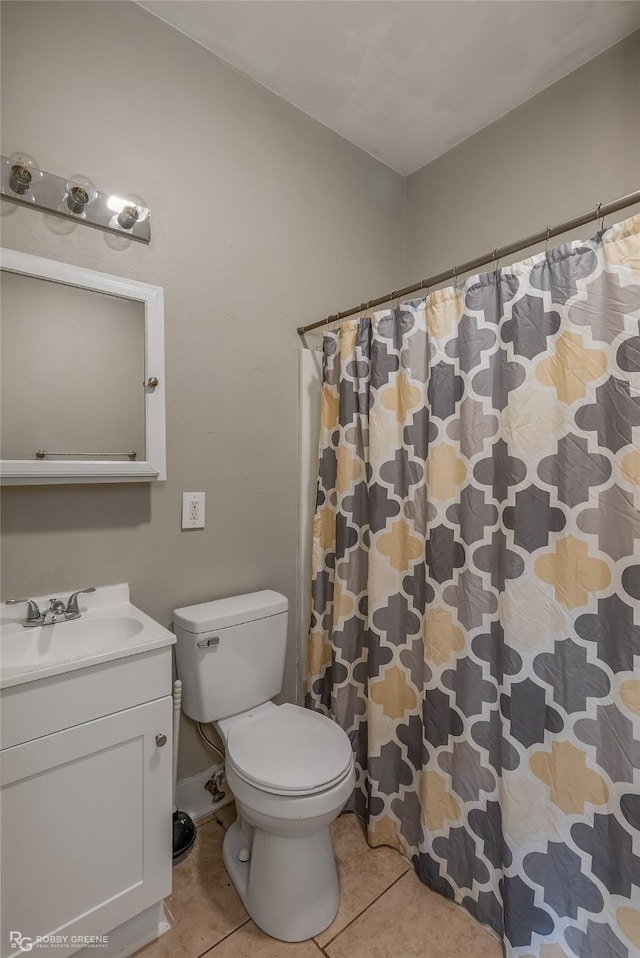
146, 377, 159, 388
155, 733, 167, 747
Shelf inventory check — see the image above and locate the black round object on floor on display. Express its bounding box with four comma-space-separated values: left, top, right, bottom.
172, 809, 196, 863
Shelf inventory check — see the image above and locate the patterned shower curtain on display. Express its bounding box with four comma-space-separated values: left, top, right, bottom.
307, 214, 640, 958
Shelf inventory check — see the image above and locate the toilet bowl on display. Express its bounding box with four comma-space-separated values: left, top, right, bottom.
218, 702, 355, 941
173, 592, 355, 942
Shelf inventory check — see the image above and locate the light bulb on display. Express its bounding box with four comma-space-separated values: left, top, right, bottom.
118, 204, 139, 229
7, 151, 41, 197
65, 174, 97, 215
109, 193, 149, 231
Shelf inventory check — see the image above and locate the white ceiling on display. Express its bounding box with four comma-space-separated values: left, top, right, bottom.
137, 0, 640, 176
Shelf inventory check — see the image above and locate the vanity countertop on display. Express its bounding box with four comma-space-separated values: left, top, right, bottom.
0, 583, 175, 690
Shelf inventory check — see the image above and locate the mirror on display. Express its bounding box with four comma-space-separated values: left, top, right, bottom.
2, 273, 146, 460
0, 249, 166, 484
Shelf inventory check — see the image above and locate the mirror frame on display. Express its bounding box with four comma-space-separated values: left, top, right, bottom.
0, 248, 166, 484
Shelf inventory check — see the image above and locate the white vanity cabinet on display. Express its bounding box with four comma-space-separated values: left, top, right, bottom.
0, 645, 174, 958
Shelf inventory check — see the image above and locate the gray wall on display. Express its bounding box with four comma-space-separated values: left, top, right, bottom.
0, 1, 406, 778
405, 31, 640, 279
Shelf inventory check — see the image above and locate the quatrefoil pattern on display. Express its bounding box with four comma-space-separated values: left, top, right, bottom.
308, 216, 640, 957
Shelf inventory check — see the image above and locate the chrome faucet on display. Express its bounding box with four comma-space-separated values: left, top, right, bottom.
41, 598, 69, 625
6, 587, 96, 628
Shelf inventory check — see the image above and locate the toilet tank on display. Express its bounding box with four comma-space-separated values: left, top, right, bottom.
173, 590, 288, 723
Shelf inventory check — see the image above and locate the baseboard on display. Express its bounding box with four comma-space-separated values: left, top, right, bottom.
176, 763, 234, 823
74, 901, 169, 958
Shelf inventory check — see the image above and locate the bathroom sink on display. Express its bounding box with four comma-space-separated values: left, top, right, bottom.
0, 583, 175, 689
1, 616, 144, 669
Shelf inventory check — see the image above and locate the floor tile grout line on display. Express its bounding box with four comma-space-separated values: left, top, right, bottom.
317, 865, 410, 951
197, 917, 252, 957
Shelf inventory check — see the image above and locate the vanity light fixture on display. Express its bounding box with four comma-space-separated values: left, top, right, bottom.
0, 153, 151, 243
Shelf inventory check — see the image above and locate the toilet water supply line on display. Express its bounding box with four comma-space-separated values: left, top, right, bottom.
173, 679, 226, 811
196, 712, 227, 803
197, 718, 225, 763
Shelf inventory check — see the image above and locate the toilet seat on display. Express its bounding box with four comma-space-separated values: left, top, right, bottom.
225, 704, 353, 796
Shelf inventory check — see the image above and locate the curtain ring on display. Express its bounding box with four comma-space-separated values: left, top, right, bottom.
452, 266, 459, 291
596, 201, 605, 233
545, 226, 551, 255
492, 247, 500, 275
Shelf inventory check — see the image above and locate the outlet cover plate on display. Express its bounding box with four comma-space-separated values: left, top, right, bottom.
182, 492, 205, 529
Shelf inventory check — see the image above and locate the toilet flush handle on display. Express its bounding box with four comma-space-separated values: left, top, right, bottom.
197, 636, 219, 649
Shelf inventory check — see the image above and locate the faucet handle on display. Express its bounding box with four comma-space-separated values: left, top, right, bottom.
65, 587, 96, 615
6, 598, 42, 621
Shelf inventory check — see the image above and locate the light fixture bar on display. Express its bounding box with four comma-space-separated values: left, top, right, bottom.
0, 156, 151, 244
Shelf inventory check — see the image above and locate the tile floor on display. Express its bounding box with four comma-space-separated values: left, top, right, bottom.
136, 804, 502, 958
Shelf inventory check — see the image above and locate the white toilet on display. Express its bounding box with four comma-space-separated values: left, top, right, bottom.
173, 591, 355, 942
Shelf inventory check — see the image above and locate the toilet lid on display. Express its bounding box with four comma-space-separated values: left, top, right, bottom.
226, 704, 353, 794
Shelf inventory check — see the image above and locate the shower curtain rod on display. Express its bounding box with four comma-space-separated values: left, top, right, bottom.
297, 188, 640, 337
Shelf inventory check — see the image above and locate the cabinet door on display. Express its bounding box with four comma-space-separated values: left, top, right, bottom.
0, 696, 172, 958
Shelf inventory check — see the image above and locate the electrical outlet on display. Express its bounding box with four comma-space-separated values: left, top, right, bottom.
182, 492, 205, 529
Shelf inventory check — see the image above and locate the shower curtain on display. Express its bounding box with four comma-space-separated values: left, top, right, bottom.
307, 214, 640, 958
